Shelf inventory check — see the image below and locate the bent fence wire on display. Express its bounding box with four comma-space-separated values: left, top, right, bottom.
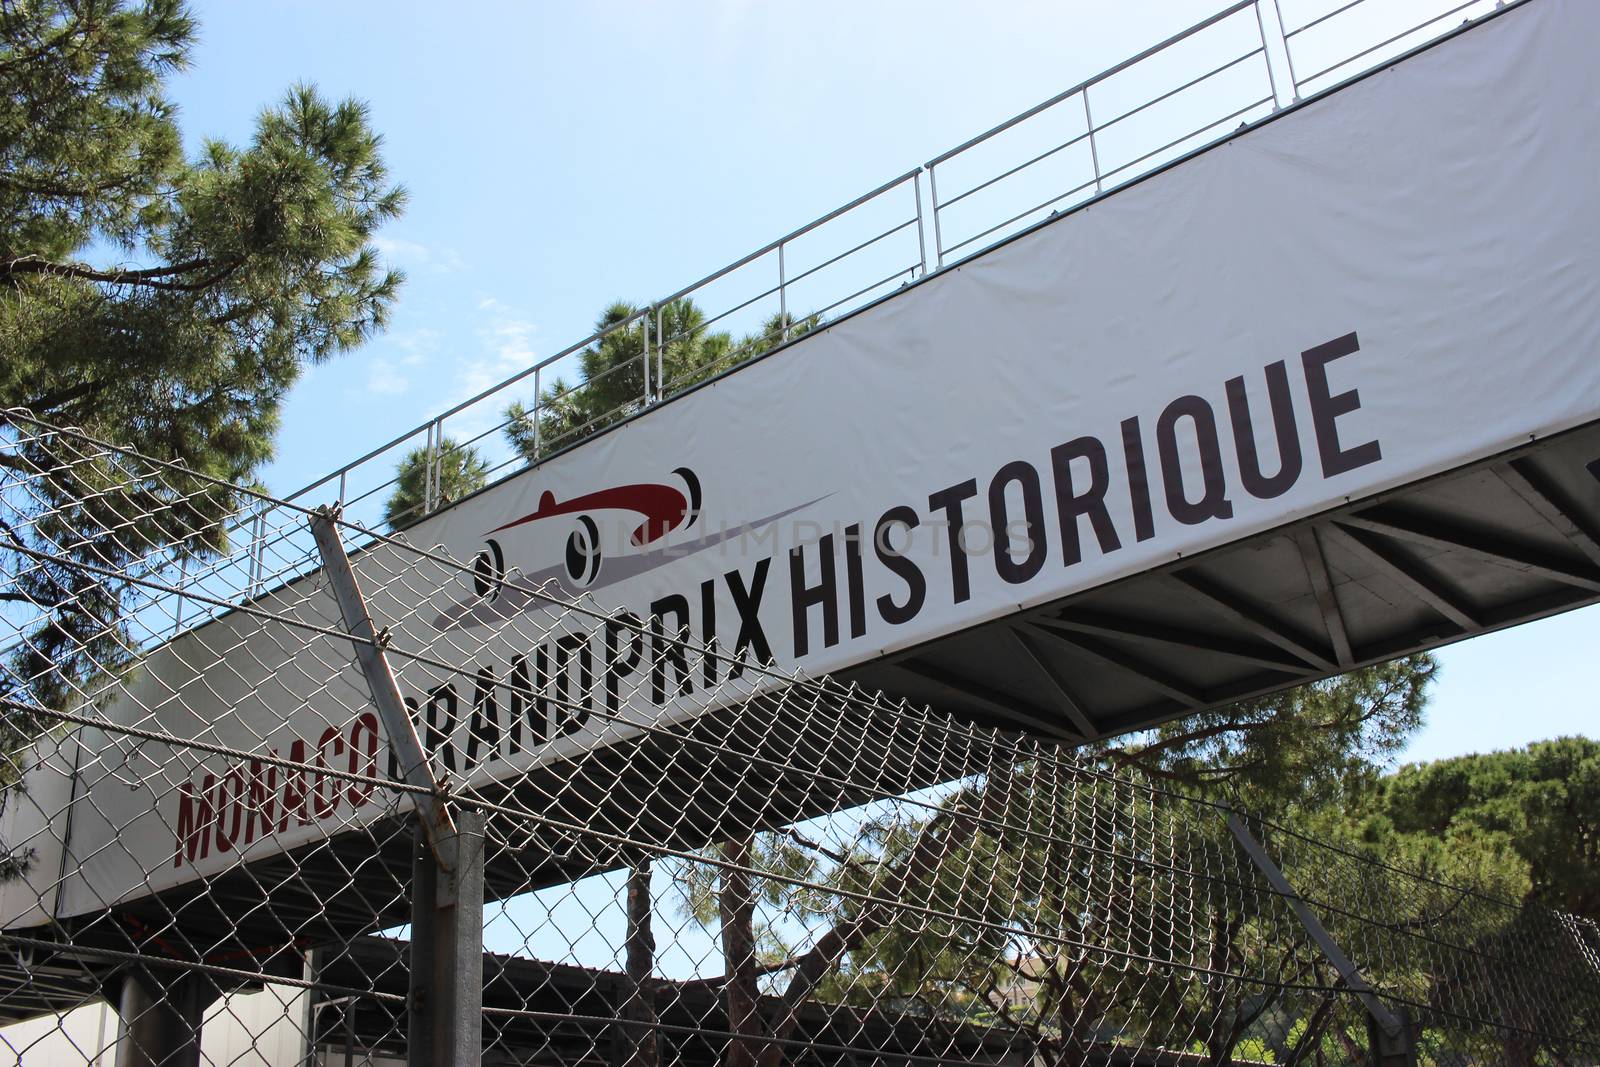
0, 410, 1596, 1066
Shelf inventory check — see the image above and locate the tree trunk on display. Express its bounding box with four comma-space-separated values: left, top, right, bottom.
1283, 995, 1337, 1067
721, 837, 763, 1067
755, 784, 1013, 1067
618, 860, 660, 1067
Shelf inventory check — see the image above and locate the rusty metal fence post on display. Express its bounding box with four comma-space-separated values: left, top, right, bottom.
311, 506, 485, 1066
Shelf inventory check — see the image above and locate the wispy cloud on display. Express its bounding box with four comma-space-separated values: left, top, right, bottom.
432, 296, 545, 442
373, 236, 465, 275
364, 355, 411, 397
393, 326, 442, 367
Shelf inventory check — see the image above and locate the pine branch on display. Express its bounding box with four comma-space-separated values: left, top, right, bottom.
2, 254, 228, 291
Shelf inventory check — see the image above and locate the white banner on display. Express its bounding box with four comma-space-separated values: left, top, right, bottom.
7, 0, 1598, 925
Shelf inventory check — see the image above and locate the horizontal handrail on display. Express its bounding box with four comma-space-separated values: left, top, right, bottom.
924, 0, 1259, 169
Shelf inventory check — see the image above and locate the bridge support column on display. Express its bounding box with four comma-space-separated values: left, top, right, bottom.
113, 968, 218, 1067
408, 811, 485, 1067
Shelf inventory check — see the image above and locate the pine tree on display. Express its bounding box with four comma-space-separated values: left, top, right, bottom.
384, 438, 490, 530
0, 0, 405, 717
504, 304, 817, 463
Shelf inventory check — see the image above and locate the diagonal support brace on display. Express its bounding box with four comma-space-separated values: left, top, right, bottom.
1226, 811, 1406, 1041
309, 505, 456, 864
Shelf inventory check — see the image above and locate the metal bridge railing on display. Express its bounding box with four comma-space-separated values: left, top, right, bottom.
0, 0, 1511, 667
270, 0, 1509, 543
1, 412, 1597, 1066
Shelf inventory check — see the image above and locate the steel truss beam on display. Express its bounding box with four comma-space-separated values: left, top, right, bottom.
1165, 571, 1337, 673
1026, 621, 1205, 709
1342, 504, 1600, 593
891, 659, 1077, 741
1293, 528, 1354, 668
1498, 458, 1600, 567
1006, 626, 1100, 739
1044, 608, 1311, 674
1330, 522, 1479, 632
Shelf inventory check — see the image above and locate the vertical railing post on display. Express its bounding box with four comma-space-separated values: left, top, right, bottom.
912, 171, 930, 277
173, 555, 187, 634
655, 303, 665, 400
642, 309, 653, 406
927, 165, 946, 268
421, 422, 434, 515
1254, 0, 1286, 109
532, 366, 543, 459
244, 505, 264, 600
1270, 0, 1301, 101
241, 510, 254, 600
424, 419, 443, 515
777, 242, 789, 343
1083, 89, 1103, 194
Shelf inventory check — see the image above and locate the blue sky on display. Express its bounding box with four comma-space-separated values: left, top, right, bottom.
163, 0, 1595, 769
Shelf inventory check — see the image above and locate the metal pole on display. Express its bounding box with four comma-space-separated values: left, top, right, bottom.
421, 422, 432, 516
245, 506, 264, 600
642, 310, 652, 405
428, 419, 444, 514
1225, 811, 1405, 1038
407, 823, 438, 1067
1254, 0, 1285, 109
778, 242, 789, 343
408, 810, 485, 1067
308, 507, 456, 855
532, 366, 543, 458
435, 809, 485, 1067
655, 304, 665, 400
1271, 0, 1301, 100
255, 509, 267, 596
927, 165, 946, 267
173, 555, 187, 633
912, 171, 929, 277
1083, 89, 1103, 194
300, 948, 323, 1067
113, 969, 217, 1067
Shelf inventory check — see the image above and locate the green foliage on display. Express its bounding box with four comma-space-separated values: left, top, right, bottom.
0, 1, 403, 719
383, 438, 491, 530
0, 0, 192, 259
1097, 655, 1437, 817
505, 305, 818, 462
1360, 736, 1599, 919
665, 664, 1459, 1067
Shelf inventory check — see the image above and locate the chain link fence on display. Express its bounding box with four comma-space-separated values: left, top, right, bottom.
1, 410, 1597, 1066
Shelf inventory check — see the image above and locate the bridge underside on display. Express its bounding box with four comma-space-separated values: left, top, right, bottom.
850, 424, 1600, 743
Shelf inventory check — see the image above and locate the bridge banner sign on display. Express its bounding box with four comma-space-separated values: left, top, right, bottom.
3, 0, 1597, 925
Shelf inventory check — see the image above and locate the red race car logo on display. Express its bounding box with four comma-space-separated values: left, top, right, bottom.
472, 467, 702, 595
